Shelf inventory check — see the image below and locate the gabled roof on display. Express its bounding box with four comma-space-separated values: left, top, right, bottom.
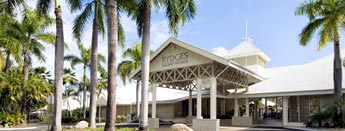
129, 37, 264, 81
227, 38, 271, 61
232, 49, 345, 98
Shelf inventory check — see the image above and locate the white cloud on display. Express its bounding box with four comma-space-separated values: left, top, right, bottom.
150, 20, 170, 50
212, 46, 230, 57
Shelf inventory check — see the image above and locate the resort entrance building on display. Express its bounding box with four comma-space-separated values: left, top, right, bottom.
96, 37, 345, 131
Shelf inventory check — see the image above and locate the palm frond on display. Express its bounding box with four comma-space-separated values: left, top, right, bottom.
132, 0, 148, 37
163, 0, 196, 36
295, 0, 325, 20
97, 54, 106, 63
30, 39, 46, 62
35, 32, 56, 45
117, 60, 134, 85
36, 0, 52, 16
66, 0, 83, 12
95, 0, 106, 39
2, 0, 24, 14
64, 55, 83, 69
72, 2, 93, 43
299, 17, 326, 46
317, 19, 333, 51
118, 19, 126, 48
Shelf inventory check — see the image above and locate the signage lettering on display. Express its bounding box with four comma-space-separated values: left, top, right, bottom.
162, 52, 189, 67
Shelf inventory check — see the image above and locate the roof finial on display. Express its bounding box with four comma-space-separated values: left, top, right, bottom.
245, 18, 248, 39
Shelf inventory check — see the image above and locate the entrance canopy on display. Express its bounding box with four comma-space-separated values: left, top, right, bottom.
130, 37, 263, 93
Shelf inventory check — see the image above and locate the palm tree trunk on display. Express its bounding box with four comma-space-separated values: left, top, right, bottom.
139, 4, 151, 131
333, 40, 342, 103
4, 51, 11, 72
89, 18, 99, 128
104, 0, 118, 130
83, 66, 87, 118
51, 4, 64, 131
20, 52, 29, 115
136, 80, 140, 119
66, 93, 70, 117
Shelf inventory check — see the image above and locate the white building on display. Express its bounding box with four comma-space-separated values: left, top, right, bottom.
96, 37, 345, 131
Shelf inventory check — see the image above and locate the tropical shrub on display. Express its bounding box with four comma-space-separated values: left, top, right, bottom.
328, 97, 345, 128
0, 112, 26, 126
0, 67, 52, 113
309, 110, 330, 127
116, 115, 126, 123
38, 115, 52, 122
61, 116, 79, 123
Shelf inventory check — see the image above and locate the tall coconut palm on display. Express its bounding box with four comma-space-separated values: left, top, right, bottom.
64, 44, 105, 119
69, 0, 130, 127
296, 0, 344, 125
4, 8, 55, 115
129, 1, 196, 130
72, 0, 105, 126
37, 0, 66, 130
104, 0, 118, 130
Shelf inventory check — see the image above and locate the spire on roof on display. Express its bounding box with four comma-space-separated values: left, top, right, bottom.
227, 37, 270, 61
245, 19, 248, 39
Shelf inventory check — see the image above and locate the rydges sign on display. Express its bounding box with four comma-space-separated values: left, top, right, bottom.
162, 52, 189, 67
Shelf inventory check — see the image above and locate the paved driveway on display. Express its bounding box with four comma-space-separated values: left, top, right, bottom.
220, 126, 296, 131
155, 125, 297, 131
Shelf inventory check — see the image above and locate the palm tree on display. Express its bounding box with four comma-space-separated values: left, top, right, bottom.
69, 0, 130, 127
37, 0, 66, 129
118, 43, 154, 119
4, 8, 55, 115
0, 14, 23, 72
296, 0, 344, 125
64, 44, 105, 119
118, 44, 141, 119
104, 0, 118, 130
64, 44, 90, 118
129, 1, 196, 130
62, 68, 78, 117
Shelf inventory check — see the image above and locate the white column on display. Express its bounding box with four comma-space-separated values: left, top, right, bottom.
265, 98, 268, 117
283, 96, 289, 126
188, 90, 193, 116
245, 98, 249, 117
136, 82, 141, 118
197, 79, 202, 119
152, 84, 157, 118
234, 98, 239, 117
210, 77, 217, 119
98, 106, 101, 123
221, 99, 225, 115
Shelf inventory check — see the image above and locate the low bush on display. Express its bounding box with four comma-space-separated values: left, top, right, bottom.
38, 115, 52, 122
0, 112, 26, 126
309, 110, 330, 127
116, 115, 126, 123
61, 116, 79, 123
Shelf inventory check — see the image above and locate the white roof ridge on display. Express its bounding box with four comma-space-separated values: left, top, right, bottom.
266, 48, 345, 70
227, 38, 271, 61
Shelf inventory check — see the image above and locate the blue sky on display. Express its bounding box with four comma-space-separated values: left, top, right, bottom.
27, 0, 345, 87
176, 0, 345, 68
